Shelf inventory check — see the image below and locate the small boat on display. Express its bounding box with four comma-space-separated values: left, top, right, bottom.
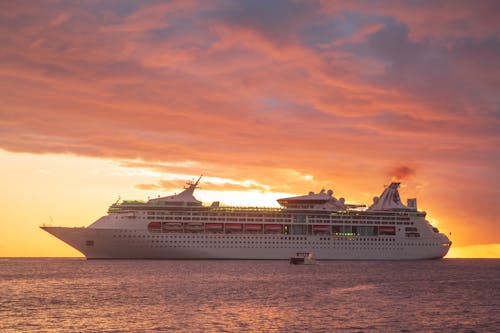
290, 252, 316, 265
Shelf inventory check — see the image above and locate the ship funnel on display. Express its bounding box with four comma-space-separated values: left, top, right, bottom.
407, 198, 417, 210
367, 182, 409, 211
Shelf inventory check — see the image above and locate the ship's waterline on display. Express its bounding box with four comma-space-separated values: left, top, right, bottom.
42, 177, 452, 259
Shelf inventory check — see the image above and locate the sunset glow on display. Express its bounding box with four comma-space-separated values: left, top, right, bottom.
0, 1, 498, 258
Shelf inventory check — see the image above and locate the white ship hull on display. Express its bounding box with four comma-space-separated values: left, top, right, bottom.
42, 227, 450, 260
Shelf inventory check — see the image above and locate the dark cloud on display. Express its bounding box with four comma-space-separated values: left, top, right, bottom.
388, 165, 416, 181
363, 19, 500, 123
210, 0, 322, 44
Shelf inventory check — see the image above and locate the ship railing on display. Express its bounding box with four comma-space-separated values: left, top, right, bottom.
207, 206, 282, 212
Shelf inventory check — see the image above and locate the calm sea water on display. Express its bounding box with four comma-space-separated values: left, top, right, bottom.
0, 258, 498, 333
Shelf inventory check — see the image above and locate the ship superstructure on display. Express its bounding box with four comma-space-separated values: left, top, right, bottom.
42, 177, 452, 259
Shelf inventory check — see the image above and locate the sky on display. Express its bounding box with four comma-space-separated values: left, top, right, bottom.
0, 0, 499, 257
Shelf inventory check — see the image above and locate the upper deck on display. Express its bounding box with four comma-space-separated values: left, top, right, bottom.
108, 179, 422, 218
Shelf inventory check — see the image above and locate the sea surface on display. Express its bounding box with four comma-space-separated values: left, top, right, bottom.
0, 258, 498, 333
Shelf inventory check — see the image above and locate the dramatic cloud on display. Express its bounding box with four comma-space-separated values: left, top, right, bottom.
388, 165, 416, 181
135, 177, 270, 193
0, 0, 499, 247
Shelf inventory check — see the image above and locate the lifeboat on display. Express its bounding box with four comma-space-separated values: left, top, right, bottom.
313, 225, 329, 230
162, 223, 183, 232
225, 223, 242, 229
184, 223, 203, 232
379, 226, 396, 235
244, 224, 263, 232
224, 223, 242, 234
312, 225, 330, 234
264, 224, 282, 233
206, 223, 223, 231
206, 223, 223, 228
148, 222, 162, 233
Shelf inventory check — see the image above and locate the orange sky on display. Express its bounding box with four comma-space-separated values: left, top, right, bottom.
0, 1, 499, 257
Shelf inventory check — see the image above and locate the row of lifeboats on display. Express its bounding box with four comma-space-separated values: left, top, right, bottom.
148, 222, 334, 233
147, 222, 397, 235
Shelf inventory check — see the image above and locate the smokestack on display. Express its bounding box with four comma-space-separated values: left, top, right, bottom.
407, 198, 417, 210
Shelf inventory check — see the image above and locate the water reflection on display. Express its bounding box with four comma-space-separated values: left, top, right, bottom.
0, 259, 498, 332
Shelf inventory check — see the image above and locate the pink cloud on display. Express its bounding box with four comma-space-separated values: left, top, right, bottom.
0, 1, 499, 247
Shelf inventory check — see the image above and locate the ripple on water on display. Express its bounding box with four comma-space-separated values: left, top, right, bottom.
0, 259, 498, 332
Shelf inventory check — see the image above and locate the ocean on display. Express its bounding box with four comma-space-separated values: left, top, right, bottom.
0, 258, 498, 333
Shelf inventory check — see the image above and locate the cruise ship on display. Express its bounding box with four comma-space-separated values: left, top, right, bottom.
42, 177, 452, 260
